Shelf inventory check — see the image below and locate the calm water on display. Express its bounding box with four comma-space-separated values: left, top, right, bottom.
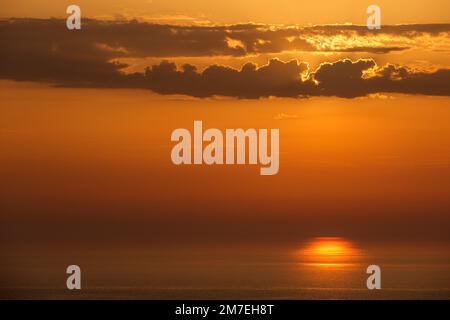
1, 239, 449, 299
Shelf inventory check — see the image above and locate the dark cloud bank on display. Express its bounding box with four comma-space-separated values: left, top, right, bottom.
1, 18, 449, 98
140, 59, 450, 98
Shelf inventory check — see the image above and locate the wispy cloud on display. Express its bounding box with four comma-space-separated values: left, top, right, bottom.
274, 113, 300, 120
2, 19, 449, 58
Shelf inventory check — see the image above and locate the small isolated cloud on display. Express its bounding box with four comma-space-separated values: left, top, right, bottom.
366, 93, 394, 100
273, 113, 300, 120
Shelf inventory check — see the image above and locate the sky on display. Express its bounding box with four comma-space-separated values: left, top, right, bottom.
0, 0, 450, 249
1, 0, 450, 24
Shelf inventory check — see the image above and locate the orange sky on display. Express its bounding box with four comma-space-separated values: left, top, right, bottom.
0, 1, 449, 247
1, 80, 449, 244
1, 0, 449, 24
2, 1, 450, 303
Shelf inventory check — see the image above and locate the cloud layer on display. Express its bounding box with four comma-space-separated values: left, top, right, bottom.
1, 18, 449, 98
3, 18, 449, 58
139, 59, 450, 98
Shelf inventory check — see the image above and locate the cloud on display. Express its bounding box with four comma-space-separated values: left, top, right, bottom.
1, 18, 448, 62
310, 59, 450, 98
306, 24, 450, 36
312, 59, 377, 97
273, 113, 300, 120
366, 64, 450, 97
137, 58, 450, 98
0, 18, 449, 98
141, 59, 311, 98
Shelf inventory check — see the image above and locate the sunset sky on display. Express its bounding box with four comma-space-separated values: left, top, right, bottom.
0, 0, 450, 299
1, 0, 450, 24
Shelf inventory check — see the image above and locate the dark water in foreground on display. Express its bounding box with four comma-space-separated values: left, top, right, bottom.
1, 240, 449, 299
